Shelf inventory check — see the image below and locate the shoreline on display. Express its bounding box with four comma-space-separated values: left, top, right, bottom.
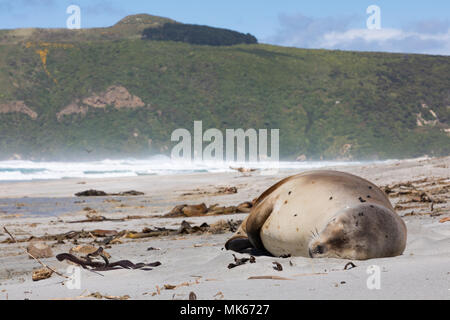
0, 157, 425, 189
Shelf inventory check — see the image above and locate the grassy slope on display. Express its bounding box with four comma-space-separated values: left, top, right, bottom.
0, 21, 449, 160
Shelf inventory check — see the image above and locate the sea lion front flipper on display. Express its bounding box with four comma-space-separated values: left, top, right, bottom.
246, 198, 275, 250
225, 215, 253, 252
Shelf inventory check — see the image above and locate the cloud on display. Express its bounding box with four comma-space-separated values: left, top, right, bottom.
268, 13, 358, 48
319, 28, 450, 55
267, 13, 450, 55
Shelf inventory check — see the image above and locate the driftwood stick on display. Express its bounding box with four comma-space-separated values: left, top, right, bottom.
3, 226, 69, 279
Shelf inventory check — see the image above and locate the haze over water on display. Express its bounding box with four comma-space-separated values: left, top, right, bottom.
0, 155, 383, 181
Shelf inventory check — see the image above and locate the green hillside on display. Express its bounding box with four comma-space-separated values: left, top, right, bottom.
0, 14, 449, 161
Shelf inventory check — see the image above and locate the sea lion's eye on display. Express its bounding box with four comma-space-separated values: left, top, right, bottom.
314, 245, 324, 254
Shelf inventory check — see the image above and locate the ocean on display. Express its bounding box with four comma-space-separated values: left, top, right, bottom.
0, 155, 387, 181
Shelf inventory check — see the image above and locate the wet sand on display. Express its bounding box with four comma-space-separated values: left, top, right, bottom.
0, 157, 449, 300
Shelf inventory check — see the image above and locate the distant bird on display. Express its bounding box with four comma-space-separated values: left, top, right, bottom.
85, 148, 93, 154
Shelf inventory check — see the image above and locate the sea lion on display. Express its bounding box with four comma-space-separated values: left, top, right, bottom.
225, 170, 407, 260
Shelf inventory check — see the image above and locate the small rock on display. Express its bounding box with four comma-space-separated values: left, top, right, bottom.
75, 189, 107, 197
182, 203, 208, 217
117, 190, 144, 196
32, 268, 53, 281
27, 241, 53, 259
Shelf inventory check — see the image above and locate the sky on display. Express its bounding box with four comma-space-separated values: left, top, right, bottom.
0, 0, 449, 55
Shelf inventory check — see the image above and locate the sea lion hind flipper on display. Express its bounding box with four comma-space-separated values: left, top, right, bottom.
225, 235, 253, 252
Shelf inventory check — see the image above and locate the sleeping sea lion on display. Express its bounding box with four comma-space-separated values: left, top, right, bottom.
225, 170, 406, 260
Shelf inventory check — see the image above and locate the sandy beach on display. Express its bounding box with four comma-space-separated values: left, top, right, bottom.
0, 157, 449, 300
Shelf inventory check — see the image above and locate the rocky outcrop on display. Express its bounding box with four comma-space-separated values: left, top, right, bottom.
416, 112, 439, 127
82, 86, 145, 109
417, 103, 440, 127
56, 100, 88, 121
57, 86, 146, 121
336, 143, 353, 161
0, 101, 38, 119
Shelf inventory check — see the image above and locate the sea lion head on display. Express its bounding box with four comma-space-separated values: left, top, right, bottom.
308, 203, 406, 260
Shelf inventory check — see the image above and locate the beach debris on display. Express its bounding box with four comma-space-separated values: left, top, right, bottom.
382, 178, 449, 216
182, 203, 208, 217
2, 220, 243, 245
147, 247, 161, 251
236, 201, 252, 213
67, 214, 149, 223
164, 284, 177, 290
160, 279, 202, 293
165, 204, 188, 217
88, 292, 130, 300
227, 254, 256, 269
344, 262, 357, 270
439, 217, 450, 223
213, 291, 225, 300
56, 248, 161, 271
182, 186, 238, 196
3, 227, 69, 279
27, 241, 53, 259
126, 220, 240, 239
165, 203, 207, 217
32, 267, 53, 281
90, 229, 119, 237
206, 204, 237, 215
116, 190, 145, 196
165, 201, 252, 217
230, 167, 258, 173
156, 285, 161, 295
145, 279, 202, 296
189, 292, 197, 300
68, 215, 125, 223
248, 275, 292, 280
109, 238, 123, 245
75, 190, 108, 196
75, 190, 144, 197
69, 245, 111, 259
219, 186, 237, 194
272, 262, 283, 271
